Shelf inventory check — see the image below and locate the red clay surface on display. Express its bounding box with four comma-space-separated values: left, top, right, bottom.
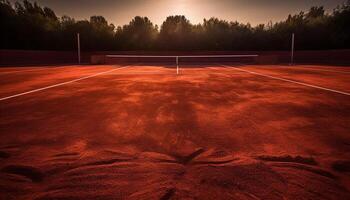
0, 64, 350, 200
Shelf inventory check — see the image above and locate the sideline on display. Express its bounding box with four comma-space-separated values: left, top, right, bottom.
0, 66, 131, 101
221, 64, 350, 96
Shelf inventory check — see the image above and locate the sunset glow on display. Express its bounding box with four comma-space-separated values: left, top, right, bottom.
9, 0, 345, 26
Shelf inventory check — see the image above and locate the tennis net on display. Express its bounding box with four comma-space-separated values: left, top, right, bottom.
103, 54, 258, 65
91, 54, 259, 73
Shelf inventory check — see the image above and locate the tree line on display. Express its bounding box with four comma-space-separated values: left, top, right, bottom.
1, 0, 349, 51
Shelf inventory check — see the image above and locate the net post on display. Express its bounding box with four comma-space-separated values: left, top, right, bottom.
77, 33, 81, 64
176, 56, 179, 75
290, 33, 295, 66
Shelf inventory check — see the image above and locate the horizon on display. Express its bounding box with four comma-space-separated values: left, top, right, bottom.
9, 0, 346, 26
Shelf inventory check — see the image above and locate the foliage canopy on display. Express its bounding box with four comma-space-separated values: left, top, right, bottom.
1, 0, 350, 51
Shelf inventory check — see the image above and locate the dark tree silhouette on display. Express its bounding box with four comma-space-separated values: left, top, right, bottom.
115, 16, 158, 50
159, 16, 194, 50
1, 0, 350, 51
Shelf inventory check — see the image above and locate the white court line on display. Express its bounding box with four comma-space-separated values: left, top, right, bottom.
221, 64, 350, 96
0, 66, 130, 101
294, 66, 350, 75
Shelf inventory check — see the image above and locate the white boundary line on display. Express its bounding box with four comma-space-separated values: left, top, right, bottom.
0, 66, 130, 101
295, 66, 350, 75
221, 64, 350, 96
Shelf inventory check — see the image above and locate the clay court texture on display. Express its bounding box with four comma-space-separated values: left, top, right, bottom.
0, 56, 350, 199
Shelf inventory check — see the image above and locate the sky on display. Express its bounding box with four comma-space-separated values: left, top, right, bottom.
9, 0, 346, 26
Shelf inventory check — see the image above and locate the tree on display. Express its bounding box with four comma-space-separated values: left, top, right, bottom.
201, 18, 232, 50
159, 15, 193, 50
1, 0, 350, 51
306, 6, 325, 19
115, 16, 158, 50
0, 0, 17, 48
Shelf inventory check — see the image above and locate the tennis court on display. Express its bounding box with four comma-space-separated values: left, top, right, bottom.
1, 57, 350, 199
